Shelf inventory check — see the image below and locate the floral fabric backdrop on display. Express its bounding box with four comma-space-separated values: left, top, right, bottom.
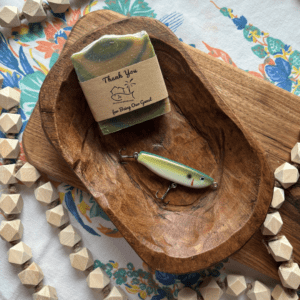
1, 0, 299, 299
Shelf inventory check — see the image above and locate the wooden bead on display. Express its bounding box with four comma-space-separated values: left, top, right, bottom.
274, 162, 299, 189
291, 142, 300, 164
246, 280, 271, 300
0, 87, 20, 110
0, 194, 23, 215
69, 247, 93, 271
0, 113, 22, 134
279, 262, 300, 290
199, 278, 223, 300
22, 0, 47, 23
0, 219, 23, 242
271, 187, 285, 209
58, 224, 81, 247
226, 274, 247, 297
269, 235, 293, 262
8, 241, 32, 265
46, 204, 69, 227
18, 262, 44, 287
261, 212, 283, 236
34, 182, 59, 205
0, 164, 17, 185
271, 284, 298, 300
47, 0, 70, 13
104, 286, 128, 300
177, 287, 197, 300
15, 162, 41, 187
33, 285, 58, 300
0, 138, 20, 159
0, 73, 3, 89
86, 267, 110, 290
0, 6, 21, 28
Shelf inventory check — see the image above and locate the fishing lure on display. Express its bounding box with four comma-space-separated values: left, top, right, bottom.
119, 149, 217, 204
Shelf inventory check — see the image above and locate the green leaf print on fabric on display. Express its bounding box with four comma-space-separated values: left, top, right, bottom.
49, 52, 59, 69
267, 37, 285, 55
89, 197, 110, 220
19, 71, 46, 117
251, 45, 267, 58
12, 23, 45, 43
289, 50, 300, 68
243, 25, 261, 42
220, 7, 230, 17
103, 0, 156, 18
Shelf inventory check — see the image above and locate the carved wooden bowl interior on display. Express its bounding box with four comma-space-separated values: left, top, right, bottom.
39, 16, 273, 274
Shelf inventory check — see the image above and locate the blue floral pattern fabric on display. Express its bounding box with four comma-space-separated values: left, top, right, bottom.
0, 1, 297, 299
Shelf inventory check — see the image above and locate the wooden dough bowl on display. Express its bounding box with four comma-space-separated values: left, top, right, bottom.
39, 16, 273, 274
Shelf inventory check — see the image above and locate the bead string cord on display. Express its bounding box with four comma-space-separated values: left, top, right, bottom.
0, 1, 300, 300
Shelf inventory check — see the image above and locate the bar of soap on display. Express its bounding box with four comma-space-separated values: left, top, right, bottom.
71, 31, 171, 135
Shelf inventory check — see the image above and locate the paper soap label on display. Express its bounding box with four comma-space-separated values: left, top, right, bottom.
79, 56, 169, 122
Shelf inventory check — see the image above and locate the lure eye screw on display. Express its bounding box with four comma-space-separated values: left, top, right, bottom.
212, 182, 218, 189
119, 148, 139, 161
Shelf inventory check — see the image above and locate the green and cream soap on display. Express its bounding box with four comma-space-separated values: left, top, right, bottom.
71, 31, 170, 135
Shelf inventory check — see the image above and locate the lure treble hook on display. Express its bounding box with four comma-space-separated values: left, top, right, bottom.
155, 182, 177, 205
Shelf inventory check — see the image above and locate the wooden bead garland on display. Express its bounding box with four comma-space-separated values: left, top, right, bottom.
87, 267, 111, 290
0, 3, 300, 300
0, 0, 70, 28
246, 280, 271, 300
8, 241, 33, 265
177, 287, 197, 300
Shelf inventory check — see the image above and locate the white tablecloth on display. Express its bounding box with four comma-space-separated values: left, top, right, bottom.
1, 0, 299, 299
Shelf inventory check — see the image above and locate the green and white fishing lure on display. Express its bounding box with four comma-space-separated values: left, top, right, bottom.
119, 149, 217, 203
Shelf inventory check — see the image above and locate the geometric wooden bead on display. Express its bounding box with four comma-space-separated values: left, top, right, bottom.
0, 6, 21, 28
34, 182, 59, 205
199, 278, 223, 300
279, 262, 300, 290
246, 280, 271, 300
104, 286, 128, 300
291, 142, 300, 164
269, 236, 293, 262
0, 113, 22, 134
177, 287, 197, 300
0, 193, 23, 214
271, 187, 285, 209
0, 138, 20, 159
33, 285, 58, 300
46, 204, 69, 227
261, 212, 283, 236
70, 247, 93, 271
0, 219, 23, 242
0, 164, 17, 185
18, 262, 44, 287
15, 162, 41, 187
47, 0, 70, 13
22, 0, 47, 23
0, 87, 20, 110
8, 241, 32, 265
87, 267, 110, 290
271, 284, 298, 300
226, 274, 247, 297
274, 162, 299, 189
58, 224, 81, 247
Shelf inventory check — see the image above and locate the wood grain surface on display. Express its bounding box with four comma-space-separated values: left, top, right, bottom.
36, 13, 273, 274
22, 10, 300, 280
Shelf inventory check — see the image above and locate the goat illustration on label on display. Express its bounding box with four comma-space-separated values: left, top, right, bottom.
111, 79, 136, 102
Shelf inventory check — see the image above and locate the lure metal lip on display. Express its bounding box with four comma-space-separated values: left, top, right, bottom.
119, 148, 218, 205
